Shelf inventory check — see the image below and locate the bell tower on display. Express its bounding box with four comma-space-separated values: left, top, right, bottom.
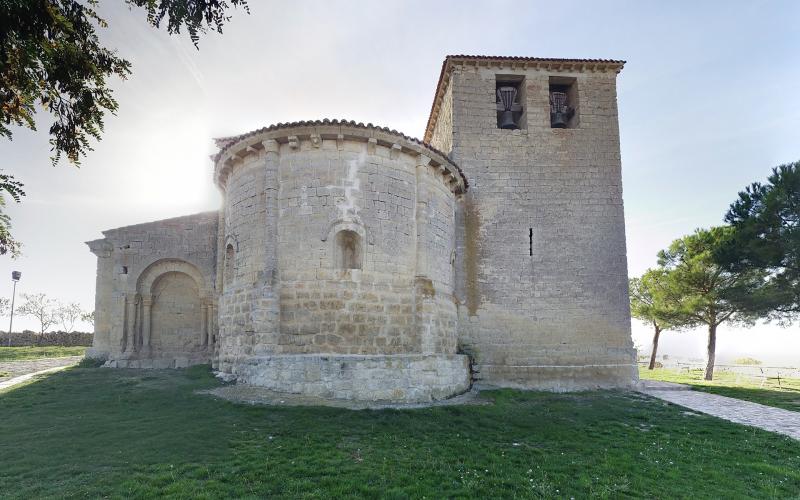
425, 55, 637, 390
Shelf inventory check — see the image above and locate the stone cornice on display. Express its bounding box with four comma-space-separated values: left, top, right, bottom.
86, 238, 113, 258
213, 120, 467, 195
423, 55, 626, 143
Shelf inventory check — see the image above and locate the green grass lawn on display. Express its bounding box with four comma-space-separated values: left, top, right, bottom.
0, 366, 797, 498
640, 366, 800, 412
0, 346, 87, 361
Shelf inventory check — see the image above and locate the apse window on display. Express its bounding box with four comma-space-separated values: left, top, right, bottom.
549, 76, 578, 128
224, 243, 235, 286
496, 76, 525, 129
335, 230, 362, 270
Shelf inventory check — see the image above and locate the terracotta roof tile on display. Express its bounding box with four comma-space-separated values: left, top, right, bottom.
213, 118, 467, 189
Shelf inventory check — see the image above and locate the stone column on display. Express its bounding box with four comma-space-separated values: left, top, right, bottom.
414, 155, 436, 355
206, 303, 215, 350
200, 303, 208, 347
260, 139, 281, 347
86, 239, 113, 359
141, 296, 152, 351
263, 139, 280, 284
415, 155, 432, 278
125, 294, 138, 353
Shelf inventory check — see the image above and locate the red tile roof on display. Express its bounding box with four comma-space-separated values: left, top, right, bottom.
212, 118, 467, 188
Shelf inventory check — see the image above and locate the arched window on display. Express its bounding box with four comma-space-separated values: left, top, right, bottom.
224, 243, 235, 286
335, 230, 361, 270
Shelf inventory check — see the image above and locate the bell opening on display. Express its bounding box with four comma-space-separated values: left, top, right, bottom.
495, 77, 525, 130
548, 77, 578, 129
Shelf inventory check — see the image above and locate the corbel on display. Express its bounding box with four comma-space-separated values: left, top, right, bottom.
262, 139, 280, 155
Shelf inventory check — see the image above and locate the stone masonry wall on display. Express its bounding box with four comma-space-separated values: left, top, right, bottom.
429, 80, 453, 156
86, 212, 218, 364
276, 138, 420, 354
431, 63, 636, 390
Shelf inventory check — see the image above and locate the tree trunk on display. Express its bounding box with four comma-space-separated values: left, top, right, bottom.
648, 325, 662, 370
704, 323, 717, 381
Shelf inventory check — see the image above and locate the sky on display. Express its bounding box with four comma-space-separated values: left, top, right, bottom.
1, 0, 799, 365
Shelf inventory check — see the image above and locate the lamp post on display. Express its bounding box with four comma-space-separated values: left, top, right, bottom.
8, 271, 20, 347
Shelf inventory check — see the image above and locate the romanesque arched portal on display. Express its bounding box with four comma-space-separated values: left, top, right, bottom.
128, 259, 215, 365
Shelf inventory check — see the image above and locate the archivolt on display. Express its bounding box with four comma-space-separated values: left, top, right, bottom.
136, 259, 209, 298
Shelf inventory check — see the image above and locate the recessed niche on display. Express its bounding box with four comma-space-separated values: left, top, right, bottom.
335, 230, 362, 270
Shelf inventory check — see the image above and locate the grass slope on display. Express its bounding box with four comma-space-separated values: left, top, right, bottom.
0, 346, 87, 361
640, 367, 800, 412
0, 366, 798, 498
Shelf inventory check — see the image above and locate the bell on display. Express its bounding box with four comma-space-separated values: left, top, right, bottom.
550, 111, 569, 128
549, 91, 573, 128
498, 109, 517, 129
497, 86, 519, 129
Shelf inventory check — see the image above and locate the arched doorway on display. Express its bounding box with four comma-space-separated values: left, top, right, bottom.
150, 271, 203, 353
133, 259, 212, 361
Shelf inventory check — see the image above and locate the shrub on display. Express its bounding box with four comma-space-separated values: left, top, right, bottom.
77, 357, 105, 368
0, 331, 93, 347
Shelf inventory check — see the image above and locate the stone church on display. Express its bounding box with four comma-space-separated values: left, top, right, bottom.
86, 55, 636, 402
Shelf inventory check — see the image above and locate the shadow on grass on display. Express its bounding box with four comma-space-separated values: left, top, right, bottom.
0, 365, 798, 498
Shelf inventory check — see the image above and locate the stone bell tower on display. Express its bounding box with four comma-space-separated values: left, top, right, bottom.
425, 55, 637, 390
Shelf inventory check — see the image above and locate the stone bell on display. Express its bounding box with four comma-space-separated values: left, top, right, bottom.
497, 86, 521, 129
549, 91, 574, 128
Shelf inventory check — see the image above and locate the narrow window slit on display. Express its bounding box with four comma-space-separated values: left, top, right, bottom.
529, 228, 533, 256
224, 243, 235, 286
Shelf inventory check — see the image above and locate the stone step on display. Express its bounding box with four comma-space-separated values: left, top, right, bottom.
636, 380, 691, 392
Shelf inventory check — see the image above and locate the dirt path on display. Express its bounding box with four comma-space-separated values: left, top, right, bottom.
0, 356, 82, 381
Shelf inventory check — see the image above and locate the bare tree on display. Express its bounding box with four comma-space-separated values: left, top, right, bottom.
56, 302, 84, 333
17, 293, 57, 334
0, 297, 9, 318
81, 311, 95, 327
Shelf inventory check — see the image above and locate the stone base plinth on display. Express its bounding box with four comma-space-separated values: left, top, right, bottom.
224, 354, 471, 403
476, 363, 638, 392
105, 355, 211, 369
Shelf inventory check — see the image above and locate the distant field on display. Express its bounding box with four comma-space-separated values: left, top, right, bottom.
639, 366, 800, 412
0, 346, 87, 362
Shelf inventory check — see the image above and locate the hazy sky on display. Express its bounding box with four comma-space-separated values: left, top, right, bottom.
1, 0, 798, 364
